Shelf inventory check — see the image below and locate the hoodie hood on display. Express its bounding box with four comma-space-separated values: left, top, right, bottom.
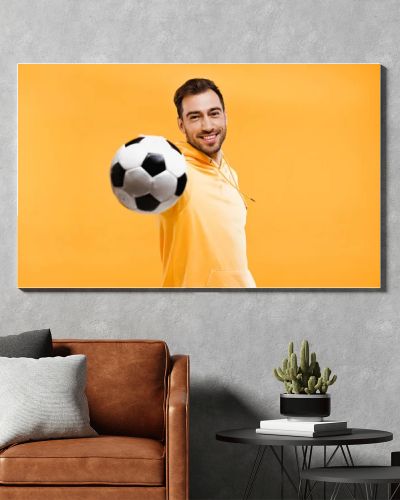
175, 141, 223, 174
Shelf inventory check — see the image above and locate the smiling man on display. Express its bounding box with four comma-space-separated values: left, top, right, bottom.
159, 78, 256, 288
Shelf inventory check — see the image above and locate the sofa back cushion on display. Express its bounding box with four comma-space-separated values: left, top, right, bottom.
0, 329, 53, 358
52, 340, 170, 440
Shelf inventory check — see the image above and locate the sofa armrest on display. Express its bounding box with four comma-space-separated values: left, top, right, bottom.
166, 355, 189, 500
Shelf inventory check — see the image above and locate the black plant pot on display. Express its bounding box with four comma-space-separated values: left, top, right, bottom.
280, 394, 331, 420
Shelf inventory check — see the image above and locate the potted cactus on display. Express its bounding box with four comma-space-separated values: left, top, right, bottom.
273, 340, 337, 420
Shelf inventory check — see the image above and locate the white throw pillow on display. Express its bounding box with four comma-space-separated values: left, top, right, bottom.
0, 355, 97, 449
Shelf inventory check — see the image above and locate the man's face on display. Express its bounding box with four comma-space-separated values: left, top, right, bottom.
177, 89, 227, 159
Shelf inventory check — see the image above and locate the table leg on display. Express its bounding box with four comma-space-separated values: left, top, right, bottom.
270, 446, 299, 493
364, 483, 380, 500
343, 482, 358, 500
324, 446, 327, 500
295, 446, 301, 477
330, 483, 342, 500
300, 481, 340, 500
340, 446, 360, 500
346, 445, 355, 466
242, 445, 266, 500
281, 447, 284, 500
340, 445, 350, 466
326, 445, 340, 466
301, 446, 314, 500
242, 445, 301, 499
389, 482, 400, 500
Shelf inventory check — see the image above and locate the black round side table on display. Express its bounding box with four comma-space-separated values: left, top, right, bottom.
216, 428, 393, 500
301, 466, 400, 500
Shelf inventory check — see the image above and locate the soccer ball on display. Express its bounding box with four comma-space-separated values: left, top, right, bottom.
110, 135, 187, 214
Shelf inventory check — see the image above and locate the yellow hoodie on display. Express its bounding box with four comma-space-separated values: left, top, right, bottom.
159, 142, 256, 288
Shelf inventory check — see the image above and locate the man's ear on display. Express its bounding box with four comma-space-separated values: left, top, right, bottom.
177, 117, 185, 134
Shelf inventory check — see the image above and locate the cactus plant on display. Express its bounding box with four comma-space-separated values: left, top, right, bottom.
273, 340, 337, 395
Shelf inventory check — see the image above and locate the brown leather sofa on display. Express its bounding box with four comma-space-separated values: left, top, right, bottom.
0, 339, 189, 500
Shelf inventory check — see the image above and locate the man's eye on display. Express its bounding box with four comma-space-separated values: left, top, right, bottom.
190, 116, 199, 120
211, 112, 220, 117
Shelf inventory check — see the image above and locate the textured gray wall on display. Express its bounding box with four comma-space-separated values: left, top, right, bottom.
1, 1, 399, 499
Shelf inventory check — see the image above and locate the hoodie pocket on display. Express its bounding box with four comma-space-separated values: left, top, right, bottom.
206, 269, 256, 288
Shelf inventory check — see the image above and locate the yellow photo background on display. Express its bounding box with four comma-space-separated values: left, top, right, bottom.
18, 64, 380, 288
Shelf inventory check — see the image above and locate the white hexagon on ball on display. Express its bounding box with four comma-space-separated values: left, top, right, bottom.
141, 136, 170, 153
151, 171, 178, 202
124, 168, 152, 197
118, 143, 147, 169
163, 149, 186, 178
112, 187, 137, 211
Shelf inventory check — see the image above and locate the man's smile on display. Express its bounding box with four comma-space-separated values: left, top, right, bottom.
199, 132, 219, 144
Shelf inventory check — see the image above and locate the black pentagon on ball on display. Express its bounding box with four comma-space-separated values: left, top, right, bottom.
167, 140, 182, 154
125, 136, 144, 147
141, 153, 166, 177
175, 173, 187, 196
135, 193, 160, 211
110, 162, 125, 187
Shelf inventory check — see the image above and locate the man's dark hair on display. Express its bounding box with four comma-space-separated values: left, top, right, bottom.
174, 78, 225, 118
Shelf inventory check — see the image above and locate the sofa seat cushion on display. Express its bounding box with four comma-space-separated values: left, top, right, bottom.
0, 436, 165, 486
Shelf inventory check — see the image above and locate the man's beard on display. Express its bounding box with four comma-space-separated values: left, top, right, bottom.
186, 127, 227, 158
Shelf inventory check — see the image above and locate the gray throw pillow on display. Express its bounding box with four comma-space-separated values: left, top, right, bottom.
0, 329, 53, 358
0, 355, 97, 449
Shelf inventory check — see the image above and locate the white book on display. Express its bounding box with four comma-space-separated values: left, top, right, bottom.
256, 427, 352, 438
259, 419, 347, 431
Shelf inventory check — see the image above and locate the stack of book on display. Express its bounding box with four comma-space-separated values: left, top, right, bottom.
256, 419, 352, 438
